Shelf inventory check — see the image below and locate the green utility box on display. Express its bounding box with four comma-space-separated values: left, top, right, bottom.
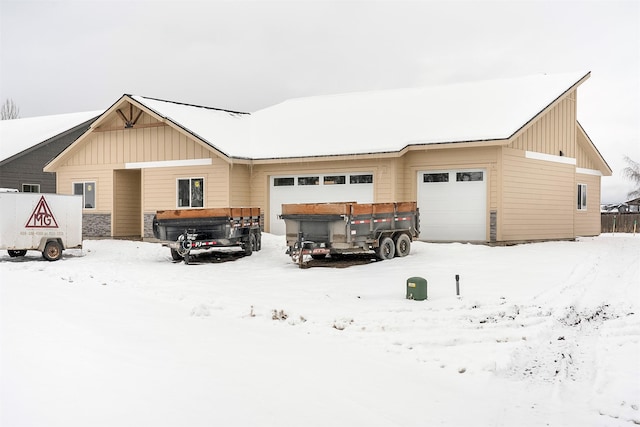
406, 277, 428, 301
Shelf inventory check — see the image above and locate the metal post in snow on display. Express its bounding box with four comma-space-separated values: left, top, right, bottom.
455, 274, 460, 296
297, 231, 304, 269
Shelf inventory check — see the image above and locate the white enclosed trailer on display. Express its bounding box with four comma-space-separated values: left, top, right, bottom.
0, 191, 83, 261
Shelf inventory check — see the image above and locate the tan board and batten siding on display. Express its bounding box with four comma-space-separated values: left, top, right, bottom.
54, 106, 234, 214
500, 148, 575, 241
113, 170, 141, 236
499, 91, 577, 241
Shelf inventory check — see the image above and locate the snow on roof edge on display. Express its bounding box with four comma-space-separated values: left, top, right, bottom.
0, 110, 102, 163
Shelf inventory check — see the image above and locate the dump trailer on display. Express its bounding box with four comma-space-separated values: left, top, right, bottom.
0, 191, 83, 261
280, 202, 419, 262
152, 207, 262, 264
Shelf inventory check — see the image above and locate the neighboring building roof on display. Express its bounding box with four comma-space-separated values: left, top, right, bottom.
627, 197, 640, 206
128, 71, 589, 160
0, 111, 102, 162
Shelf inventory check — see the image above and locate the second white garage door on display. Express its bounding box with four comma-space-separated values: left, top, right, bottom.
269, 173, 374, 235
417, 169, 487, 241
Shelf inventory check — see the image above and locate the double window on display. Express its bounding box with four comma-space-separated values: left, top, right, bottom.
577, 184, 587, 210
22, 184, 40, 193
74, 181, 96, 209
178, 178, 204, 208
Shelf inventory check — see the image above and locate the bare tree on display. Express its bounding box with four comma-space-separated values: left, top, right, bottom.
1, 98, 20, 120
622, 156, 640, 199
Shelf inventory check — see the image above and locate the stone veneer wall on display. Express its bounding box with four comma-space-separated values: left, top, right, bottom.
490, 211, 497, 243
143, 213, 155, 239
83, 213, 111, 237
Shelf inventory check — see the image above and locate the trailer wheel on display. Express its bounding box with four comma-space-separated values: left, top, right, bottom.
376, 237, 395, 260
8, 250, 27, 257
394, 234, 411, 257
244, 233, 256, 256
42, 240, 62, 261
170, 248, 183, 261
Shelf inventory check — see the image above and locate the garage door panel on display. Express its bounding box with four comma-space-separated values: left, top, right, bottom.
270, 173, 373, 235
417, 169, 487, 241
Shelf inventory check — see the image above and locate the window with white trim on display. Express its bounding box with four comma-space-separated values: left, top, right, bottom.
324, 175, 346, 185
350, 174, 373, 184
177, 178, 204, 208
274, 177, 294, 186
74, 181, 96, 209
577, 184, 587, 210
298, 176, 319, 186
456, 172, 484, 182
423, 173, 449, 183
22, 183, 40, 193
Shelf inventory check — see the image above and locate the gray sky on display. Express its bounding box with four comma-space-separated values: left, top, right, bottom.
1, 0, 638, 203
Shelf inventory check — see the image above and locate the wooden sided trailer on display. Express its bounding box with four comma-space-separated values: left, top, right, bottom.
153, 207, 262, 264
279, 202, 419, 264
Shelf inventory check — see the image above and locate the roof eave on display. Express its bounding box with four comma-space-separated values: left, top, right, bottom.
577, 121, 613, 176
247, 138, 509, 164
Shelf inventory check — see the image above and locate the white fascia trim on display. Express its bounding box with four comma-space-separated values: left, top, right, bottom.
576, 167, 603, 176
125, 158, 212, 169
525, 151, 577, 165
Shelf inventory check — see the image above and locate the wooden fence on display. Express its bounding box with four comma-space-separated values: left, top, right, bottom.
601, 213, 640, 233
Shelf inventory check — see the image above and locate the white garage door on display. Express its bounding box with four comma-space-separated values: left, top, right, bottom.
270, 173, 374, 235
417, 169, 487, 241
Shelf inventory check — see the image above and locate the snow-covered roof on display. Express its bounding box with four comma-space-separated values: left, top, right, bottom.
130, 96, 251, 157
125, 72, 588, 160
44, 72, 591, 166
246, 71, 589, 159
0, 111, 102, 162
129, 71, 588, 160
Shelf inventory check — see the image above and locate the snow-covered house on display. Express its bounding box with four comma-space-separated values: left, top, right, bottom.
44, 72, 612, 242
0, 112, 101, 193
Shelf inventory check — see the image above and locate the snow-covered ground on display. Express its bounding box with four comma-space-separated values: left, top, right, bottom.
1, 234, 638, 427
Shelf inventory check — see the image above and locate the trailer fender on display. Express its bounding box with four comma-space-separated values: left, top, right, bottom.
37, 237, 64, 252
